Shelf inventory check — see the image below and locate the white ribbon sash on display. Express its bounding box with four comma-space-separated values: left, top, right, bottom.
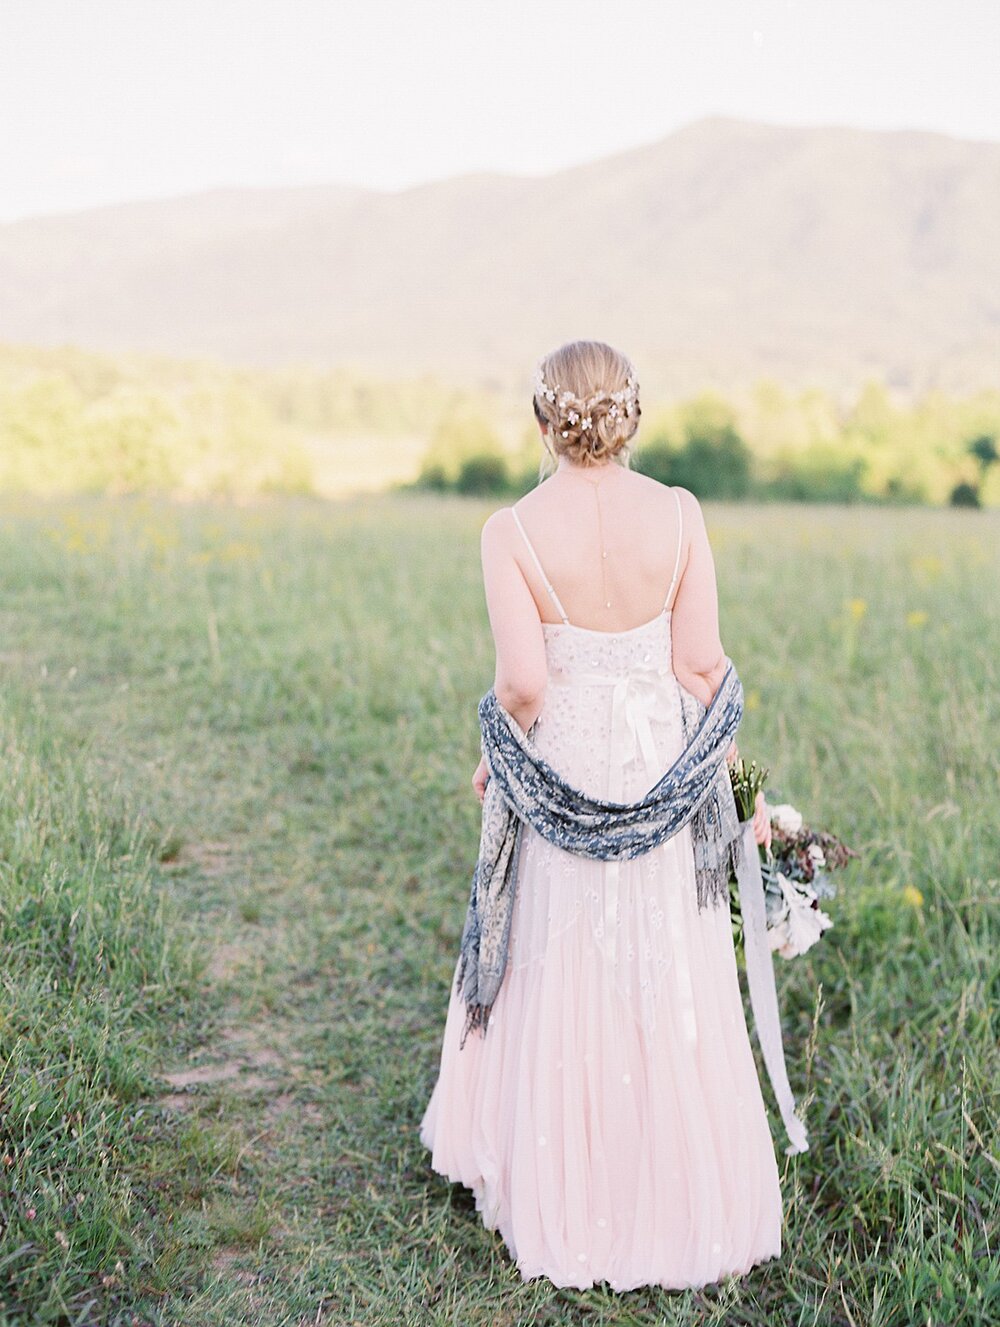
734, 819, 810, 1153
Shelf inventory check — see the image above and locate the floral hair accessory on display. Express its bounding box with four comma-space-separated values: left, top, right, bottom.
532, 360, 639, 430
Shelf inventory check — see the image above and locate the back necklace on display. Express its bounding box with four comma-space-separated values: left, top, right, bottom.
556, 462, 618, 610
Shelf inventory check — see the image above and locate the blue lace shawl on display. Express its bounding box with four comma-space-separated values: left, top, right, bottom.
455, 659, 745, 1045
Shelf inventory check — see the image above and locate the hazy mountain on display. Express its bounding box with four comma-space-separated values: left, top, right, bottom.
2, 116, 998, 399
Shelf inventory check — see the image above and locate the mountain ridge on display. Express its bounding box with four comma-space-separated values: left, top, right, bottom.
2, 115, 997, 399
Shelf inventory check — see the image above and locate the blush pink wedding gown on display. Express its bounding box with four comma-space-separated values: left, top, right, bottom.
419, 498, 783, 1292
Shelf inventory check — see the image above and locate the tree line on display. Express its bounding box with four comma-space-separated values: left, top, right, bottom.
410, 384, 1000, 507
1, 345, 997, 505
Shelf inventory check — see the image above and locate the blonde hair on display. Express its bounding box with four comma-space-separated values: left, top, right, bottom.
532, 339, 641, 472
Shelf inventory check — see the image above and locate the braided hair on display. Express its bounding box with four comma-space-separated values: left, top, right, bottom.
532, 340, 641, 469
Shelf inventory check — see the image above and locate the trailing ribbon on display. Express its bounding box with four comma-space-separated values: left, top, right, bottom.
734, 817, 810, 1154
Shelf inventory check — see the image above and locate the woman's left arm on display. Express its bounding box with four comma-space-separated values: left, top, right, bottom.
480, 509, 548, 734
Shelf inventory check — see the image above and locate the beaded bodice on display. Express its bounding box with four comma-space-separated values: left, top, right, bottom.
532, 609, 683, 804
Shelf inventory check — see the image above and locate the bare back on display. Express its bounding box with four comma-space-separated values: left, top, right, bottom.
509, 466, 685, 631
481, 462, 728, 713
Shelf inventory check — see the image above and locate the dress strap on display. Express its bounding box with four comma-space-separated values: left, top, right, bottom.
663, 487, 684, 611
510, 506, 571, 625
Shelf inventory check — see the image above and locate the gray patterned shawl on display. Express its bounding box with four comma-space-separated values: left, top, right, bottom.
451, 655, 811, 1155
455, 660, 745, 1044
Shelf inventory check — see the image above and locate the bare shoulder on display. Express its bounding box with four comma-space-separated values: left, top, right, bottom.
669, 484, 705, 531
630, 472, 703, 525
480, 505, 515, 552
506, 473, 557, 515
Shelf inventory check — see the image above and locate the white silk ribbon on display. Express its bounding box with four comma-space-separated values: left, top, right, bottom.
735, 819, 811, 1154
552, 664, 672, 805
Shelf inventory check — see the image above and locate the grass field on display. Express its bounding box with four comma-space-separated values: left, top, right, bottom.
0, 491, 997, 1326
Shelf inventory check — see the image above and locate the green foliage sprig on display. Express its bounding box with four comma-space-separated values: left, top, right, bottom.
728, 754, 770, 823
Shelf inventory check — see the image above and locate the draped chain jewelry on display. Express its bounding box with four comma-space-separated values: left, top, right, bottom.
533, 356, 639, 616
555, 460, 618, 611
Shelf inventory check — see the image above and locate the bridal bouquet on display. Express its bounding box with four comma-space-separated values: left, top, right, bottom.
727, 756, 857, 959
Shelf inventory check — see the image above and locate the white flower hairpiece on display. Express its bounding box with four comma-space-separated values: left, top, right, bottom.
533, 361, 639, 432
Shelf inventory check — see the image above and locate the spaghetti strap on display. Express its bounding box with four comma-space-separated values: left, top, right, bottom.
663, 487, 684, 611
510, 506, 571, 625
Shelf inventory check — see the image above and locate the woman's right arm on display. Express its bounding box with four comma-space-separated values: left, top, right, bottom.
671, 489, 767, 832
670, 488, 731, 715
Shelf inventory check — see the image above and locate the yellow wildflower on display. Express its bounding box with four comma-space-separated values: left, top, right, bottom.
906, 609, 928, 628
745, 689, 760, 711
847, 598, 867, 620
902, 884, 924, 908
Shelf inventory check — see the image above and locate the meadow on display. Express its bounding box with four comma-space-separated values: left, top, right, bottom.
0, 491, 997, 1326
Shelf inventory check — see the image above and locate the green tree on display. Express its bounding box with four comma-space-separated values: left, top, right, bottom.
848, 379, 895, 447
632, 439, 677, 486
455, 453, 510, 496
968, 433, 998, 472
633, 396, 752, 497
949, 481, 981, 508
417, 404, 506, 489
675, 430, 751, 498
674, 394, 752, 497
761, 448, 866, 502
413, 462, 449, 492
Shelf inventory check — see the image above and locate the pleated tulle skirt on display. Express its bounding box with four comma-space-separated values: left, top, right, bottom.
420, 614, 783, 1291
419, 810, 784, 1291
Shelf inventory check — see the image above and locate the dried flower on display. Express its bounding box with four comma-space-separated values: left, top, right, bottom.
770, 803, 803, 834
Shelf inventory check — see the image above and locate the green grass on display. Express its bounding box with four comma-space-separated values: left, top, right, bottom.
0, 491, 997, 1326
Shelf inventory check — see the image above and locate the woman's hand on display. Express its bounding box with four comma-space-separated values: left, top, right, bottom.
472, 756, 490, 804
752, 790, 772, 851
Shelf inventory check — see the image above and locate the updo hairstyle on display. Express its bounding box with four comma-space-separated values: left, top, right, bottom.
532, 339, 641, 470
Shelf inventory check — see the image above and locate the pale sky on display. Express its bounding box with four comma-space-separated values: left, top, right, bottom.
1, 0, 998, 222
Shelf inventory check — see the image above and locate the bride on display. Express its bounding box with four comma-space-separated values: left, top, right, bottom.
420, 339, 781, 1292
